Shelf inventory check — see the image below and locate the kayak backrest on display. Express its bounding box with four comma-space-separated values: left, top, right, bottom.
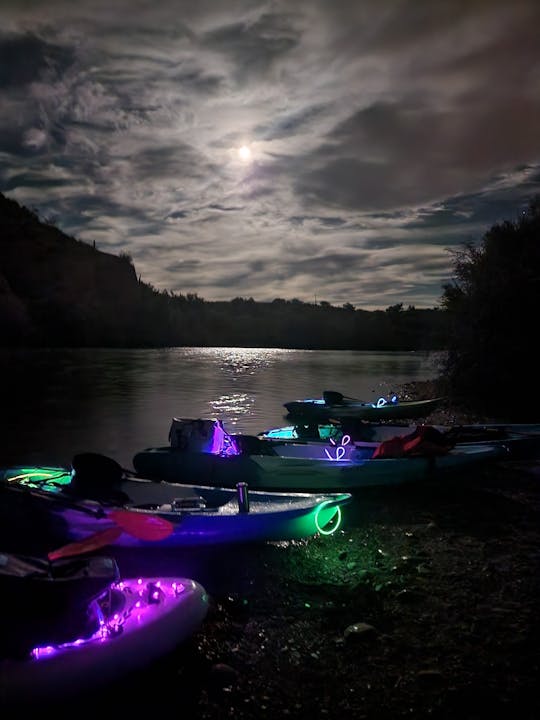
234, 434, 279, 456
69, 453, 129, 503
322, 390, 345, 405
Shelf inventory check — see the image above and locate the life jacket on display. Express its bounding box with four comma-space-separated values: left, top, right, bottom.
372, 425, 454, 459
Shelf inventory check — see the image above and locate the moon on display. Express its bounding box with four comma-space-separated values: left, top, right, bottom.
238, 145, 252, 162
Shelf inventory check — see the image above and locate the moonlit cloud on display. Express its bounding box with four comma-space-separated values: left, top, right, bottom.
1, 0, 539, 309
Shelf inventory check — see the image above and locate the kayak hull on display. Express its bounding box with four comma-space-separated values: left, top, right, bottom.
0, 466, 351, 545
284, 396, 445, 421
133, 440, 503, 492
259, 422, 540, 460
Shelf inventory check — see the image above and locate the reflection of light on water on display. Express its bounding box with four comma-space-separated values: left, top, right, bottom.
210, 393, 254, 428
199, 350, 289, 430
192, 347, 291, 374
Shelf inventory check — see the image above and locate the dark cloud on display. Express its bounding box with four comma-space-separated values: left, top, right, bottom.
0, 31, 74, 88
171, 68, 224, 95
201, 11, 300, 82
289, 216, 346, 228
208, 203, 244, 212
260, 104, 329, 141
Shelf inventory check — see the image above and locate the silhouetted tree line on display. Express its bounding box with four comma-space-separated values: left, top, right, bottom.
0, 192, 447, 350
440, 195, 540, 420
2, 189, 539, 419
2, 189, 539, 418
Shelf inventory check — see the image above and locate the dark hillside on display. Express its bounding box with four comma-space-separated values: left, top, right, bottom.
0, 193, 141, 345
0, 192, 447, 349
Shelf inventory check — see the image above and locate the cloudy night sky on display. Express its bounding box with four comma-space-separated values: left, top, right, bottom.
1, 0, 539, 310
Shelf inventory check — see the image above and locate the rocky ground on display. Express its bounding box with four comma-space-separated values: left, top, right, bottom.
4, 387, 540, 719
112, 460, 538, 720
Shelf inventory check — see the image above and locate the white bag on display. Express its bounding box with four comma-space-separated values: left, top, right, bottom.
168, 417, 226, 453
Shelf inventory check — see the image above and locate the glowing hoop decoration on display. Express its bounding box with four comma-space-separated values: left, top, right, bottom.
314, 502, 342, 535
324, 434, 351, 460
374, 395, 398, 408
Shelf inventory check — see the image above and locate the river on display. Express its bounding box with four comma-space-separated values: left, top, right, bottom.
0, 347, 442, 469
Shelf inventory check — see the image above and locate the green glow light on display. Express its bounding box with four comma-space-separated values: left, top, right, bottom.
5, 466, 72, 489
314, 501, 342, 535
8, 470, 57, 484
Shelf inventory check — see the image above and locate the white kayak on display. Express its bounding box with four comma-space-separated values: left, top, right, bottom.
0, 464, 351, 546
0, 551, 209, 707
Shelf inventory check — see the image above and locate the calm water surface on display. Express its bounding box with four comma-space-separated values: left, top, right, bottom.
0, 347, 441, 470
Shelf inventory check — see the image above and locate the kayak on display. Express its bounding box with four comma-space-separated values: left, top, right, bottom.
284, 390, 445, 422
132, 418, 505, 492
133, 441, 503, 492
0, 463, 351, 545
259, 421, 540, 460
0, 551, 209, 707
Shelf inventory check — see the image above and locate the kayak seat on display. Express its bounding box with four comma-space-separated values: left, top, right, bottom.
234, 435, 279, 456
67, 453, 131, 505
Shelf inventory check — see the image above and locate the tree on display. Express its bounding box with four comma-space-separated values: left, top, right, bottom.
440, 196, 540, 419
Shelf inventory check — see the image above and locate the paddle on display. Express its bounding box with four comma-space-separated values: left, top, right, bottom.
48, 527, 123, 561
322, 390, 398, 407
47, 510, 175, 561
323, 390, 358, 405
16, 481, 174, 537
107, 509, 175, 541
55, 502, 175, 541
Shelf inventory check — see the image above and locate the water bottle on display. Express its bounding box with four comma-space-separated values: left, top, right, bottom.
236, 482, 250, 513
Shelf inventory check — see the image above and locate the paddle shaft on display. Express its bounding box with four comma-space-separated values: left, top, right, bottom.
15, 484, 174, 541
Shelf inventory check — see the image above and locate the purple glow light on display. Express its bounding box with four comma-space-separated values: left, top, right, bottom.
29, 577, 187, 661
324, 434, 351, 461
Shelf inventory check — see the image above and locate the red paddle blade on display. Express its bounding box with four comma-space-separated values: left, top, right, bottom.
48, 527, 123, 561
109, 509, 175, 541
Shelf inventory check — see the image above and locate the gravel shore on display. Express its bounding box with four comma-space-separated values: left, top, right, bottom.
71, 456, 538, 720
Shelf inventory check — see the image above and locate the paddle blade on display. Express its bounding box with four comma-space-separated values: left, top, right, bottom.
48, 527, 123, 561
109, 509, 175, 541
